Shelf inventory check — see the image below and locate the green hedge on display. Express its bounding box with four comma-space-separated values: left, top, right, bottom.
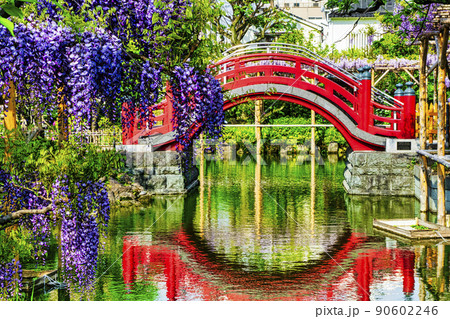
221, 117, 348, 150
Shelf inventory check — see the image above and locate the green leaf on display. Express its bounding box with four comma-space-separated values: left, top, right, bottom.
152, 13, 159, 24
0, 3, 24, 18
185, 7, 193, 19
0, 16, 14, 36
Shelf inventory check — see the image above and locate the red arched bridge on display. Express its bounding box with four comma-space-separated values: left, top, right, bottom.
122, 43, 416, 151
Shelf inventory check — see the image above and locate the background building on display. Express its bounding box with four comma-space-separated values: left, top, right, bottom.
274, 0, 395, 51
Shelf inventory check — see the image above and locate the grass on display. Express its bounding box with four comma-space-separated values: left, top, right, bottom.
411, 225, 430, 230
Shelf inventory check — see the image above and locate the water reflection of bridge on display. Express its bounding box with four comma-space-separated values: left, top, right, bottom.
120, 157, 449, 301
122, 232, 426, 301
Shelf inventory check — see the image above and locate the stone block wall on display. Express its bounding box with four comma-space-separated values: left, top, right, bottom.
343, 151, 417, 196
116, 145, 198, 195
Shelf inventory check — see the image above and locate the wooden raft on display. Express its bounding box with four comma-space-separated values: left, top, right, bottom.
373, 219, 450, 240
22, 269, 57, 293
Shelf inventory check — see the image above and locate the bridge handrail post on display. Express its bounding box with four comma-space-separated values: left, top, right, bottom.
355, 67, 363, 114
121, 102, 134, 145
165, 81, 174, 132
403, 81, 416, 139
359, 65, 372, 132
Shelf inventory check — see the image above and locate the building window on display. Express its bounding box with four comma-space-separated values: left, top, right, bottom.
284, 3, 290, 7
308, 17, 322, 20
294, 3, 300, 7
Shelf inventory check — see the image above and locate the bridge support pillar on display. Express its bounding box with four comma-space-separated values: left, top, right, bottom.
344, 151, 417, 196
115, 145, 199, 197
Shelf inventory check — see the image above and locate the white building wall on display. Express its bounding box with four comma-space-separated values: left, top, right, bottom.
325, 18, 382, 51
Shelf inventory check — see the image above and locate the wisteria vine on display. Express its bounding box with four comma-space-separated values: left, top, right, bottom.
170, 64, 224, 159
0, 168, 112, 296
0, 0, 225, 300
0, 258, 22, 300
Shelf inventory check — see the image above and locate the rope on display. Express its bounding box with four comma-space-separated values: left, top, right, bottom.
42, 275, 67, 294
434, 230, 448, 243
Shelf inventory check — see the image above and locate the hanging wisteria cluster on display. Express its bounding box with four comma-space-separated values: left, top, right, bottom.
0, 0, 226, 300
0, 170, 51, 263
59, 180, 110, 293
0, 19, 72, 124
0, 169, 112, 296
33, 0, 193, 135
0, 16, 119, 296
120, 60, 163, 138
65, 29, 123, 129
0, 258, 22, 300
170, 64, 224, 155
0, 18, 123, 130
40, 0, 191, 61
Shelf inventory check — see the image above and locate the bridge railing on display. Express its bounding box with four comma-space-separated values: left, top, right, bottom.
214, 52, 362, 123
121, 98, 173, 145
220, 42, 359, 82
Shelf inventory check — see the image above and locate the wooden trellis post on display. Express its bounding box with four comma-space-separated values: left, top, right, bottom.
419, 37, 429, 215
437, 25, 449, 226
3, 81, 17, 132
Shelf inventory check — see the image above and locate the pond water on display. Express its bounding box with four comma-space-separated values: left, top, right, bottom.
34, 154, 450, 301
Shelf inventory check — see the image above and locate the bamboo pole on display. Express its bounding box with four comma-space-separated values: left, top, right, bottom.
419, 37, 429, 215
255, 100, 263, 155
404, 69, 420, 86
374, 69, 390, 87
418, 246, 426, 301
199, 133, 205, 237
255, 154, 262, 238
437, 26, 449, 226
312, 65, 318, 157
371, 68, 375, 86
436, 244, 445, 294
310, 152, 315, 234
311, 110, 316, 157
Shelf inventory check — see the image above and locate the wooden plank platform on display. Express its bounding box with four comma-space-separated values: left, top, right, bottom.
373, 219, 450, 240
22, 269, 57, 293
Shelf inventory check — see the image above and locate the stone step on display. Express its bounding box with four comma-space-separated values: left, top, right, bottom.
138, 131, 176, 150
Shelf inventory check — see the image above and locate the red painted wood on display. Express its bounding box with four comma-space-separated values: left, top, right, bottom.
360, 78, 371, 132
123, 52, 415, 151
403, 94, 416, 139
224, 94, 383, 151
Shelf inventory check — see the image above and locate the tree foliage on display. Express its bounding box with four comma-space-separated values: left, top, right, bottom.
325, 0, 447, 16
212, 0, 295, 46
